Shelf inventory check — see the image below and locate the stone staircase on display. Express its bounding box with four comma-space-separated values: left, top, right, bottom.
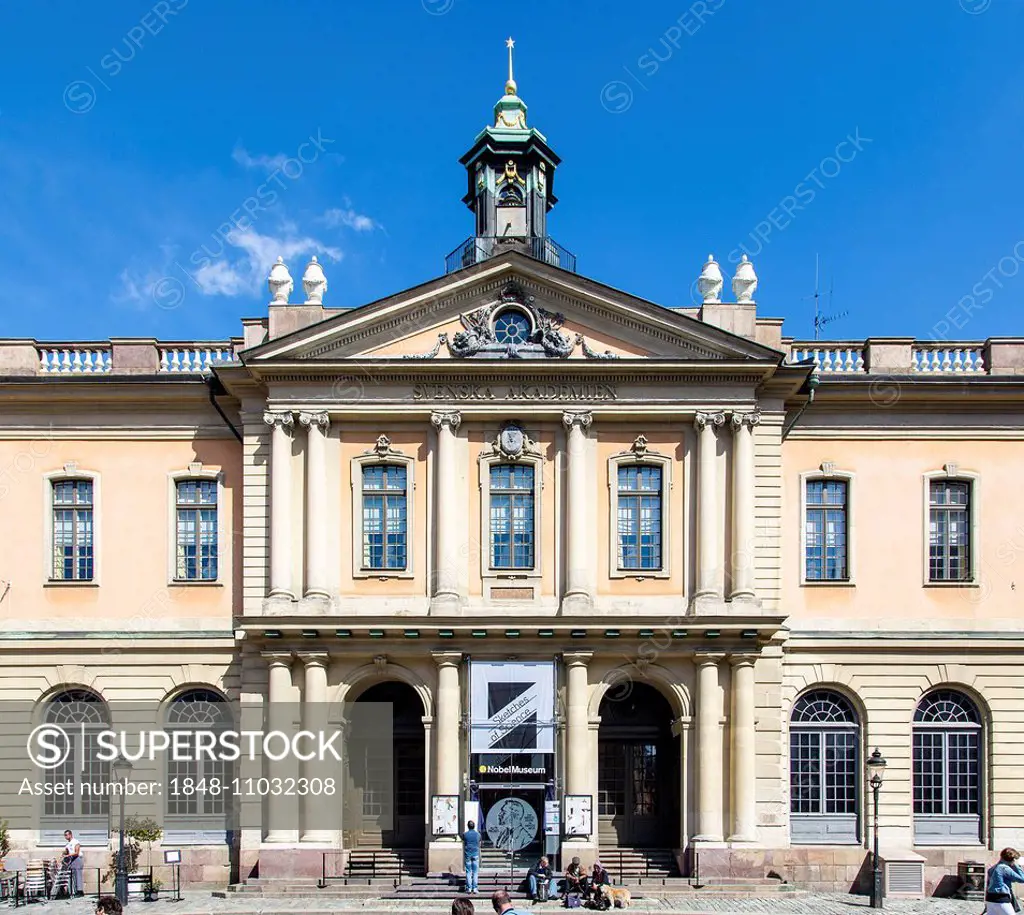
599, 847, 680, 883
345, 847, 425, 880
224, 846, 803, 900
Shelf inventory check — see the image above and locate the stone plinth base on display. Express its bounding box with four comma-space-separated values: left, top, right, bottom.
560, 840, 598, 870
427, 839, 464, 876
258, 846, 335, 878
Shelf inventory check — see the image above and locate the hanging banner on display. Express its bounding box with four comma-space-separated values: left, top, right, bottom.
470, 661, 555, 755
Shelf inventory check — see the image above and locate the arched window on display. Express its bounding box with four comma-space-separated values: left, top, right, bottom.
789, 690, 860, 844
165, 689, 232, 842
42, 689, 110, 843
492, 308, 533, 346
497, 182, 524, 207
913, 689, 982, 843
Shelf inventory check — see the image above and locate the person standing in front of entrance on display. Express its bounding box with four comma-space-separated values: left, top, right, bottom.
985, 848, 1024, 914
463, 819, 481, 895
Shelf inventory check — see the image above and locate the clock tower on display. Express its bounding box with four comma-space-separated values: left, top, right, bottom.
454, 38, 571, 271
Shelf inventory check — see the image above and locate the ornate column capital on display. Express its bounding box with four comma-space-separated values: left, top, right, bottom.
562, 651, 594, 668
432, 650, 463, 668
729, 410, 761, 432
728, 653, 759, 668
298, 410, 330, 432
694, 411, 726, 433
562, 411, 593, 431
263, 410, 295, 430
297, 651, 330, 668
430, 410, 462, 432
694, 651, 727, 666
261, 650, 295, 666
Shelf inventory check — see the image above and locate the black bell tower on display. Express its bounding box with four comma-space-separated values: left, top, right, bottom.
451, 38, 573, 272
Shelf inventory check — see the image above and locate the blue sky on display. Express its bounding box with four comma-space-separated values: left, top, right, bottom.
1, 0, 1022, 343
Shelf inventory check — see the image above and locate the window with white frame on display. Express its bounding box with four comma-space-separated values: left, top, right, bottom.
929, 480, 972, 582
175, 479, 218, 581
617, 465, 663, 571
912, 689, 982, 843
51, 479, 94, 581
361, 464, 408, 571
42, 690, 110, 836
789, 690, 860, 844
489, 463, 535, 569
166, 689, 233, 820
804, 479, 848, 581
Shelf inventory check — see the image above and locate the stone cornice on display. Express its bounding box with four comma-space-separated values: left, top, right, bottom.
257, 370, 769, 386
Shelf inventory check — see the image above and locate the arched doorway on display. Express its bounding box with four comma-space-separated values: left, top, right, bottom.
352, 681, 425, 849
597, 682, 679, 848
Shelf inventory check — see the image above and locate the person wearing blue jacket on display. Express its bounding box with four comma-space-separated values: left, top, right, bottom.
462, 820, 481, 895
985, 848, 1024, 914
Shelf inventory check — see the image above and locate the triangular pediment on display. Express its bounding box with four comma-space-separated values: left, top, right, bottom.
244, 251, 780, 366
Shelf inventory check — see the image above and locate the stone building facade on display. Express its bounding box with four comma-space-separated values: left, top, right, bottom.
0, 57, 1022, 896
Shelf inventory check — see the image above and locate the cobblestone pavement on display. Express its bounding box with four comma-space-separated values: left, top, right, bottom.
18, 891, 981, 915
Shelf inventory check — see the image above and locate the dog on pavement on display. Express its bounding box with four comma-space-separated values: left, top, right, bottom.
594, 884, 631, 908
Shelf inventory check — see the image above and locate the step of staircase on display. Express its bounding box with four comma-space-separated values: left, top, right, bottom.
597, 847, 679, 879
343, 847, 425, 879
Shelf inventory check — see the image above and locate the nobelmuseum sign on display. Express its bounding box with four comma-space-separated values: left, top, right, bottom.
412, 383, 618, 402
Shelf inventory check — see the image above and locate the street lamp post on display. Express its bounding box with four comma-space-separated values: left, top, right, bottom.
110, 756, 133, 906
866, 748, 887, 909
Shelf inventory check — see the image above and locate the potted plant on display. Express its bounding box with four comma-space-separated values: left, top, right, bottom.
103, 816, 163, 896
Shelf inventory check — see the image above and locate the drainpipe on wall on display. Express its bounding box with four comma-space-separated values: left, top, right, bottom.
781, 370, 820, 441
205, 372, 243, 443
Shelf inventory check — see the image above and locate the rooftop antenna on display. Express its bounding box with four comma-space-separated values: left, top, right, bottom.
805, 254, 848, 340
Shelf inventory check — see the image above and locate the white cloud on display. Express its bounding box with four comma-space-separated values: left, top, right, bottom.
115, 224, 343, 307
231, 145, 289, 172
321, 206, 379, 232
192, 224, 342, 298
194, 259, 249, 297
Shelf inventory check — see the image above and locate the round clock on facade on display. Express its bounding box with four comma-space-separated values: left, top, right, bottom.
493, 309, 532, 345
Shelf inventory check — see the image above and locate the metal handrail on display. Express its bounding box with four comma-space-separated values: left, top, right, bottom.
444, 235, 577, 274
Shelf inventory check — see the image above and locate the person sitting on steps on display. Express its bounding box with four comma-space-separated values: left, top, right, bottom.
564, 856, 588, 899
527, 855, 557, 901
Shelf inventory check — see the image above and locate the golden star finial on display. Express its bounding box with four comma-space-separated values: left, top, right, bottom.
506, 36, 515, 85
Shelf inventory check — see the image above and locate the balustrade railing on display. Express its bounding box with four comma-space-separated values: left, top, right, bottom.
158, 345, 237, 373
788, 345, 866, 374
911, 344, 985, 374
38, 347, 112, 374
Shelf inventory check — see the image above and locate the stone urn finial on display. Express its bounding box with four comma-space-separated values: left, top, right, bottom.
268, 256, 293, 304
698, 254, 723, 304
732, 254, 758, 304
302, 256, 327, 304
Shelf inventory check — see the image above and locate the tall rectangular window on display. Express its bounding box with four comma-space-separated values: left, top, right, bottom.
617, 465, 662, 570
362, 465, 407, 570
805, 480, 848, 581
175, 480, 218, 581
489, 464, 535, 569
929, 480, 971, 582
52, 480, 94, 581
